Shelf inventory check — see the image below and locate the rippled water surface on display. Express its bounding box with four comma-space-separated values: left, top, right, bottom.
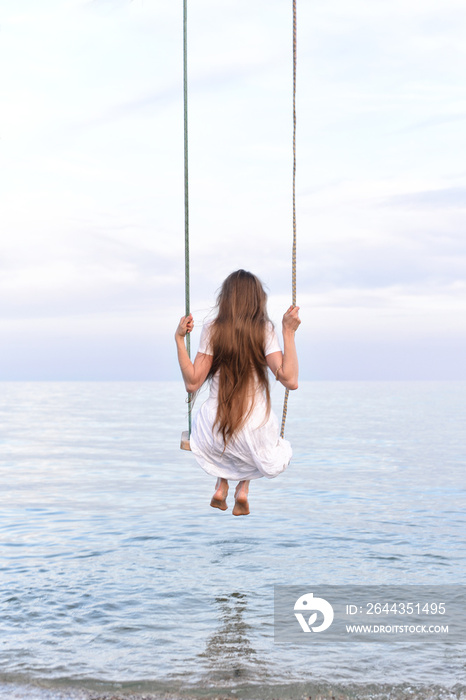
0, 381, 465, 698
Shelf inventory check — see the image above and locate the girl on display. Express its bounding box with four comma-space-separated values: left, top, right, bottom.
175, 270, 300, 516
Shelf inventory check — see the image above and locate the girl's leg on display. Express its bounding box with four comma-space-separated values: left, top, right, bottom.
210, 477, 229, 510
232, 480, 250, 516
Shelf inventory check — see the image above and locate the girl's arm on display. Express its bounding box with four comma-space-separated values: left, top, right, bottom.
175, 314, 213, 393
266, 305, 300, 390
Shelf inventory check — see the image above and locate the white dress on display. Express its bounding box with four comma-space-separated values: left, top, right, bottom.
190, 322, 293, 481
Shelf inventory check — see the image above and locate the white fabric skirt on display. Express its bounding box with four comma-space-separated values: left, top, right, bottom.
190, 395, 292, 481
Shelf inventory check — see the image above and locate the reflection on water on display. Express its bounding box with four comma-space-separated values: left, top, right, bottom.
199, 592, 264, 682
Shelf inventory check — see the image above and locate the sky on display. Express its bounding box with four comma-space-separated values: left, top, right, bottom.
1, 0, 465, 380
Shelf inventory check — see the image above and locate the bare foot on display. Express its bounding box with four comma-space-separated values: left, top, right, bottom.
210, 478, 229, 511
232, 481, 250, 516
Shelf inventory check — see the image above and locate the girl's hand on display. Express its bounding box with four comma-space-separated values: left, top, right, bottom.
175, 313, 194, 339
282, 305, 301, 333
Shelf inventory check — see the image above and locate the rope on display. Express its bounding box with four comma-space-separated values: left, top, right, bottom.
280, 0, 297, 439
182, 0, 295, 440
183, 0, 192, 435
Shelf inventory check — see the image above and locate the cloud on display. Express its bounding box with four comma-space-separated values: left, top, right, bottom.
383, 187, 466, 210
397, 112, 466, 134
73, 86, 183, 130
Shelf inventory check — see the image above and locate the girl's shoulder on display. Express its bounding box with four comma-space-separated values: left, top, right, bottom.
264, 320, 281, 356
198, 320, 214, 356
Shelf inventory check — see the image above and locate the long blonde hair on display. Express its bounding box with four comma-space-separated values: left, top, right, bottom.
206, 270, 272, 444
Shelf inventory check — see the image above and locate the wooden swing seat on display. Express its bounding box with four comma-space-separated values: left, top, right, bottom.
180, 430, 191, 451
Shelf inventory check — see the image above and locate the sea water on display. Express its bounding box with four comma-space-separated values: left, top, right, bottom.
0, 381, 465, 699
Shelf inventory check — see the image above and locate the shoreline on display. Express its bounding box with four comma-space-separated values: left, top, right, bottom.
1, 680, 465, 700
